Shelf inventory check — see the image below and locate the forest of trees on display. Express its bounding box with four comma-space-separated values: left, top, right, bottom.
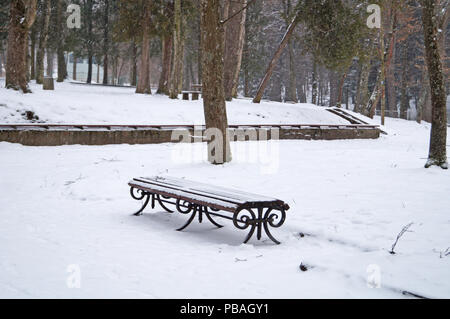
0, 0, 448, 167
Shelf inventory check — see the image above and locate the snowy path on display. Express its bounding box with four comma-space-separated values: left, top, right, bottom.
0, 117, 449, 298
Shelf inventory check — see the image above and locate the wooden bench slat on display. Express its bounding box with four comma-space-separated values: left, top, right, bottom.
133, 176, 282, 206
129, 180, 239, 212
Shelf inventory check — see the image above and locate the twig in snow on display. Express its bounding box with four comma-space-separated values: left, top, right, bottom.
437, 247, 450, 259
234, 258, 247, 262
389, 223, 414, 255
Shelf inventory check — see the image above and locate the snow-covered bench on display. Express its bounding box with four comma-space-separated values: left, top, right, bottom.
128, 176, 290, 244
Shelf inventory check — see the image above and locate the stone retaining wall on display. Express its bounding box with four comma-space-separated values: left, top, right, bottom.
0, 126, 380, 146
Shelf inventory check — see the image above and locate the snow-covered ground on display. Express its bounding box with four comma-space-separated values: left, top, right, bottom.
0, 113, 449, 298
0, 80, 348, 125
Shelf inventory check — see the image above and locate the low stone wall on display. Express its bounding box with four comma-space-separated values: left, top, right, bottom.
0, 126, 380, 146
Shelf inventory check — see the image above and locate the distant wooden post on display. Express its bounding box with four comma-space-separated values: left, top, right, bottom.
43, 76, 54, 90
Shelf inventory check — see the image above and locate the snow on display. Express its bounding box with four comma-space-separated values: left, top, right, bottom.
0, 80, 349, 125
0, 110, 449, 298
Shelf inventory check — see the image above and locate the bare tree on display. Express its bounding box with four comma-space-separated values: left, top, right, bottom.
252, 14, 299, 104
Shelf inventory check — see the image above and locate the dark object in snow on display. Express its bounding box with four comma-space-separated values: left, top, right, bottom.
182, 91, 201, 101
128, 176, 290, 245
389, 223, 413, 255
22, 110, 39, 121
43, 77, 54, 90
299, 263, 308, 272
299, 232, 305, 238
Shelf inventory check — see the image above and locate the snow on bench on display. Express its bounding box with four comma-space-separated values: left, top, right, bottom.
128, 176, 290, 244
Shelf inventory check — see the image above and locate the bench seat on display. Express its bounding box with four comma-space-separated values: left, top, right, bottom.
128, 176, 290, 244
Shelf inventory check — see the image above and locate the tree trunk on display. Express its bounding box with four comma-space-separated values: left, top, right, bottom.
0, 49, 4, 78
130, 41, 137, 86
97, 63, 100, 83
336, 72, 347, 108
253, 14, 299, 103
421, 0, 448, 169
366, 67, 383, 118
5, 0, 37, 92
72, 54, 77, 80
399, 44, 409, 120
416, 71, 430, 124
169, 0, 183, 99
36, 0, 51, 84
46, 49, 54, 77
102, 0, 109, 85
329, 70, 339, 107
223, 0, 247, 101
355, 61, 370, 113
311, 59, 318, 105
86, 0, 93, 84
30, 25, 36, 80
56, 0, 66, 82
136, 0, 152, 94
285, 38, 297, 103
201, 0, 231, 164
157, 35, 173, 94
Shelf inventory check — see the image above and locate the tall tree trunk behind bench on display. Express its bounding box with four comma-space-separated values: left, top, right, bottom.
36, 0, 51, 84
86, 0, 94, 84
5, 0, 37, 92
30, 25, 37, 80
56, 0, 67, 82
421, 0, 448, 169
136, 0, 152, 94
169, 0, 183, 99
102, 0, 109, 85
157, 35, 173, 94
130, 41, 137, 86
223, 0, 247, 101
201, 0, 231, 164
72, 54, 77, 80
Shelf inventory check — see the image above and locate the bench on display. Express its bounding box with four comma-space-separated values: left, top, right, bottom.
128, 176, 290, 244
191, 84, 202, 92
182, 91, 201, 101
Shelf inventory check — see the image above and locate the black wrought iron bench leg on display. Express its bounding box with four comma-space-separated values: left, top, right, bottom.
177, 206, 198, 231
134, 194, 150, 216
130, 188, 153, 216
234, 207, 286, 245
177, 205, 223, 231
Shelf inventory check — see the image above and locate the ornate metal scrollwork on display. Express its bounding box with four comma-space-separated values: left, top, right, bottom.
176, 199, 193, 214
130, 186, 287, 244
155, 194, 174, 213
233, 208, 256, 230
130, 187, 147, 200
130, 187, 151, 216
232, 207, 285, 244
264, 208, 286, 228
